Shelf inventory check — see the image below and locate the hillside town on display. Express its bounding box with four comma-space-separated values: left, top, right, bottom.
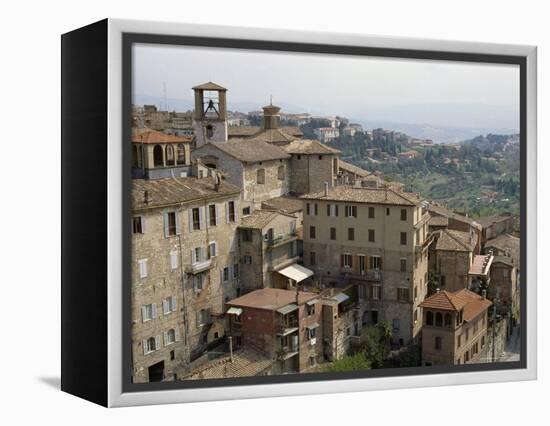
130, 82, 520, 383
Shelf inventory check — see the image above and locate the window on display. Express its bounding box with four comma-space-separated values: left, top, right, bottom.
133, 216, 144, 234
227, 201, 236, 222
457, 334, 462, 348
400, 232, 407, 245
386, 207, 390, 216
414, 309, 418, 323
426, 311, 434, 326
153, 145, 163, 167
306, 203, 310, 215
192, 208, 200, 231
208, 242, 217, 258
400, 258, 407, 272
193, 274, 204, 292
243, 255, 252, 265
197, 309, 209, 327
342, 254, 353, 268
435, 336, 442, 350
327, 204, 339, 217
163, 296, 176, 315
444, 313, 452, 328
440, 275, 446, 288
368, 229, 375, 242
206, 125, 214, 138
166, 211, 177, 236
170, 250, 178, 270
330, 227, 336, 240
141, 303, 156, 322
414, 285, 418, 300
310, 251, 316, 266
435, 312, 443, 327
392, 319, 400, 332
481, 336, 485, 348
277, 165, 285, 180
233, 264, 239, 279
192, 247, 202, 264
170, 350, 175, 361
371, 285, 381, 300
177, 144, 186, 163
309, 356, 316, 367
165, 329, 176, 345
369, 256, 381, 270
359, 255, 366, 274
307, 304, 315, 316
144, 336, 158, 354
257, 168, 265, 184
348, 227, 355, 241
242, 229, 252, 242
138, 259, 148, 279
400, 209, 407, 221
223, 267, 230, 282
242, 206, 251, 216
314, 203, 318, 215
345, 205, 357, 218
466, 327, 470, 341
309, 226, 316, 239
208, 204, 217, 226
368, 207, 375, 218
397, 288, 409, 302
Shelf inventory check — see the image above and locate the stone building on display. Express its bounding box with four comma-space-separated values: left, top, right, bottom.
428, 228, 478, 293
226, 288, 324, 374
131, 175, 242, 382
484, 233, 520, 269
489, 256, 519, 322
238, 210, 299, 291
477, 213, 515, 244
192, 81, 228, 148
284, 139, 341, 195
301, 185, 431, 346
131, 128, 192, 179
420, 289, 492, 366
428, 203, 482, 254
192, 139, 291, 209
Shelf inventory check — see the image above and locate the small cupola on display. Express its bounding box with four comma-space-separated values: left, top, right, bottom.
262, 100, 281, 130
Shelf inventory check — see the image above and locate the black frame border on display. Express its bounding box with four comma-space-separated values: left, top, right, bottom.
122, 32, 527, 394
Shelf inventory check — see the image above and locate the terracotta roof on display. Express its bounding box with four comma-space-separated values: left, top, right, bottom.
207, 140, 290, 163
249, 128, 297, 144
420, 288, 492, 321
428, 204, 481, 230
183, 349, 272, 380
228, 126, 261, 137
192, 81, 226, 91
239, 210, 280, 230
131, 128, 191, 144
284, 139, 340, 155
469, 254, 493, 276
338, 160, 371, 177
475, 214, 513, 228
301, 185, 421, 206
429, 215, 449, 227
132, 176, 240, 210
280, 126, 304, 137
228, 288, 318, 311
435, 229, 476, 252
485, 233, 520, 268
261, 196, 303, 214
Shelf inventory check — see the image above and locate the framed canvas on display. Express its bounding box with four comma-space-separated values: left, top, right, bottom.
61, 19, 537, 407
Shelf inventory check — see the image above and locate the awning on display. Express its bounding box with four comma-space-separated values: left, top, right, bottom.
277, 264, 314, 283
226, 307, 243, 315
306, 299, 319, 306
276, 303, 298, 315
306, 322, 320, 330
331, 293, 350, 304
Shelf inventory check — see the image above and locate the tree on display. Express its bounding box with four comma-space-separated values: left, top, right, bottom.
358, 322, 392, 368
324, 352, 372, 372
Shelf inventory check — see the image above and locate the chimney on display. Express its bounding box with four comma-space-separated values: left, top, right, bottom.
143, 190, 151, 205
482, 289, 487, 299
324, 182, 329, 197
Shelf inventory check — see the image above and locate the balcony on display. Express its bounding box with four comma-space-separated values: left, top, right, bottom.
268, 255, 300, 272
277, 345, 299, 360
346, 269, 383, 281
186, 258, 213, 274
266, 234, 297, 249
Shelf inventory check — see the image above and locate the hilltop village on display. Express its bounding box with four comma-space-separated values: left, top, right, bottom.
131, 82, 520, 382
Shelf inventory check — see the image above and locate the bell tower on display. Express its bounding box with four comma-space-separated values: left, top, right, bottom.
192, 81, 228, 147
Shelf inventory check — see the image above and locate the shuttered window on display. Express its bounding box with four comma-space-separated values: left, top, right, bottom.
170, 250, 178, 270
138, 259, 148, 278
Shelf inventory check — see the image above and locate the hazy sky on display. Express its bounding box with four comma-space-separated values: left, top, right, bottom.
133, 43, 520, 130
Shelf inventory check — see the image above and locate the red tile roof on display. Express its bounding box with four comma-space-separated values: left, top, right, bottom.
132, 128, 191, 144
227, 288, 318, 311
420, 288, 492, 321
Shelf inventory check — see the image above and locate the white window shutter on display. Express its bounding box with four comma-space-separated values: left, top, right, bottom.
143, 339, 148, 355
225, 202, 230, 223
175, 327, 180, 342
201, 247, 206, 263
141, 306, 147, 322
155, 335, 161, 350
151, 303, 157, 319
170, 251, 178, 270
199, 207, 204, 230
175, 211, 181, 235
215, 204, 220, 226
141, 216, 146, 233
206, 206, 211, 228
214, 242, 218, 256
163, 212, 169, 238
191, 249, 196, 264
162, 299, 169, 315
171, 296, 177, 311
234, 203, 239, 223
188, 209, 193, 232
163, 331, 168, 345
196, 311, 201, 327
